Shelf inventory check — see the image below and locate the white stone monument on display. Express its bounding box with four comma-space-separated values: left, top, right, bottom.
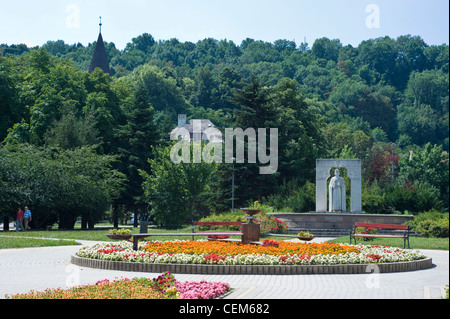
329, 169, 346, 212
315, 159, 363, 214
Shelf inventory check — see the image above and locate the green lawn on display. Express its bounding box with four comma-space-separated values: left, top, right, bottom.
0, 236, 80, 249
0, 225, 198, 249
330, 236, 449, 251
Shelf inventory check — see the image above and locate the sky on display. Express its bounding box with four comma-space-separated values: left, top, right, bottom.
0, 0, 448, 50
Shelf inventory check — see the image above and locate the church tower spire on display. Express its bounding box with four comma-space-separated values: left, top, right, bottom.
89, 16, 111, 75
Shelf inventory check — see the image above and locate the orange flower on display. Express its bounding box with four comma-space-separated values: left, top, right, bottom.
141, 241, 359, 256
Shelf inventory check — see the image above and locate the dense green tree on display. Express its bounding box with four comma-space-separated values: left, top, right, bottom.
125, 64, 188, 139
356, 37, 398, 86
0, 144, 125, 229
194, 66, 218, 109
0, 43, 31, 56
329, 79, 396, 137
0, 57, 19, 141
404, 69, 449, 112
116, 85, 159, 220
216, 39, 241, 64
215, 66, 243, 110
312, 37, 342, 62
271, 78, 323, 183
297, 59, 335, 99
83, 69, 125, 153
44, 103, 100, 149
240, 40, 280, 64
321, 122, 353, 158
398, 143, 449, 208
1, 32, 448, 219
4, 52, 90, 146
426, 44, 449, 72
397, 104, 445, 147
140, 143, 216, 228
225, 77, 279, 204
128, 33, 156, 53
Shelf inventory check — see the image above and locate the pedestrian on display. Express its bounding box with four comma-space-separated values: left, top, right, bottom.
16, 207, 24, 232
24, 206, 32, 231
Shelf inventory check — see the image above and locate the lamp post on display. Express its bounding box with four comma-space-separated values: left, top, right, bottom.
231, 157, 235, 213
391, 143, 396, 182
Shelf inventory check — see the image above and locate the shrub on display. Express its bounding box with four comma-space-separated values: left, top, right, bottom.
416, 219, 449, 238
248, 200, 274, 214
265, 180, 315, 213
255, 215, 289, 234
410, 210, 449, 238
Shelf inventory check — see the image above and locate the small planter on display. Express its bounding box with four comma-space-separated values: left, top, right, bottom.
240, 208, 262, 216
241, 208, 262, 224
298, 237, 315, 242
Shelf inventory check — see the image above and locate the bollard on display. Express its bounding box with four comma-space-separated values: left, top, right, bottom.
139, 221, 148, 234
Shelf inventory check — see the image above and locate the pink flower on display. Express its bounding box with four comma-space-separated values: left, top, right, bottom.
176, 280, 230, 299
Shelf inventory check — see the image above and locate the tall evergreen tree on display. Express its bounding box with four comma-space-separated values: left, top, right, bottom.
226, 77, 279, 205
116, 86, 158, 223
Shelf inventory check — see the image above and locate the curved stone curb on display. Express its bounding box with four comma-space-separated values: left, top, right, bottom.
71, 255, 433, 275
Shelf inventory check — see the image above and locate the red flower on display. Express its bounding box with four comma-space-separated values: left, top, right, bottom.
366, 254, 382, 262
262, 239, 279, 246
204, 253, 227, 264
208, 235, 230, 239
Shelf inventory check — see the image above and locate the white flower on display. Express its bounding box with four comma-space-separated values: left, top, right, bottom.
76, 243, 427, 266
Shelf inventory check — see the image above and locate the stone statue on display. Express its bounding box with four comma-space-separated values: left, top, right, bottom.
329, 169, 346, 212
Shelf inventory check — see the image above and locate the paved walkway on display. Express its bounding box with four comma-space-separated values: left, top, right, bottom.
0, 238, 448, 299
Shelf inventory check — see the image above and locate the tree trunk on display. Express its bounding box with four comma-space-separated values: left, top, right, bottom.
81, 216, 88, 230
133, 207, 139, 228
2, 216, 9, 232
58, 211, 76, 230
88, 219, 95, 230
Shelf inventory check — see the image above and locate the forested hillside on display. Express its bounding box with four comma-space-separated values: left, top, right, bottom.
1, 34, 448, 229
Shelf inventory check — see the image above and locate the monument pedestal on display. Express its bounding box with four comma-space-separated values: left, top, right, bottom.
311, 211, 365, 215
242, 223, 260, 244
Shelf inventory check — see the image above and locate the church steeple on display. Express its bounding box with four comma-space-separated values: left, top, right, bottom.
89, 16, 111, 75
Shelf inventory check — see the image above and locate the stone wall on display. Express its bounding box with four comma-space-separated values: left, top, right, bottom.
271, 213, 414, 233
71, 255, 433, 275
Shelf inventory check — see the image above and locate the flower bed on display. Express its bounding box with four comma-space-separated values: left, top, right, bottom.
6, 272, 230, 300
76, 240, 427, 266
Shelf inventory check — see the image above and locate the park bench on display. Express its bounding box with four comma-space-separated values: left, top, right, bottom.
350, 222, 411, 249
131, 221, 244, 250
